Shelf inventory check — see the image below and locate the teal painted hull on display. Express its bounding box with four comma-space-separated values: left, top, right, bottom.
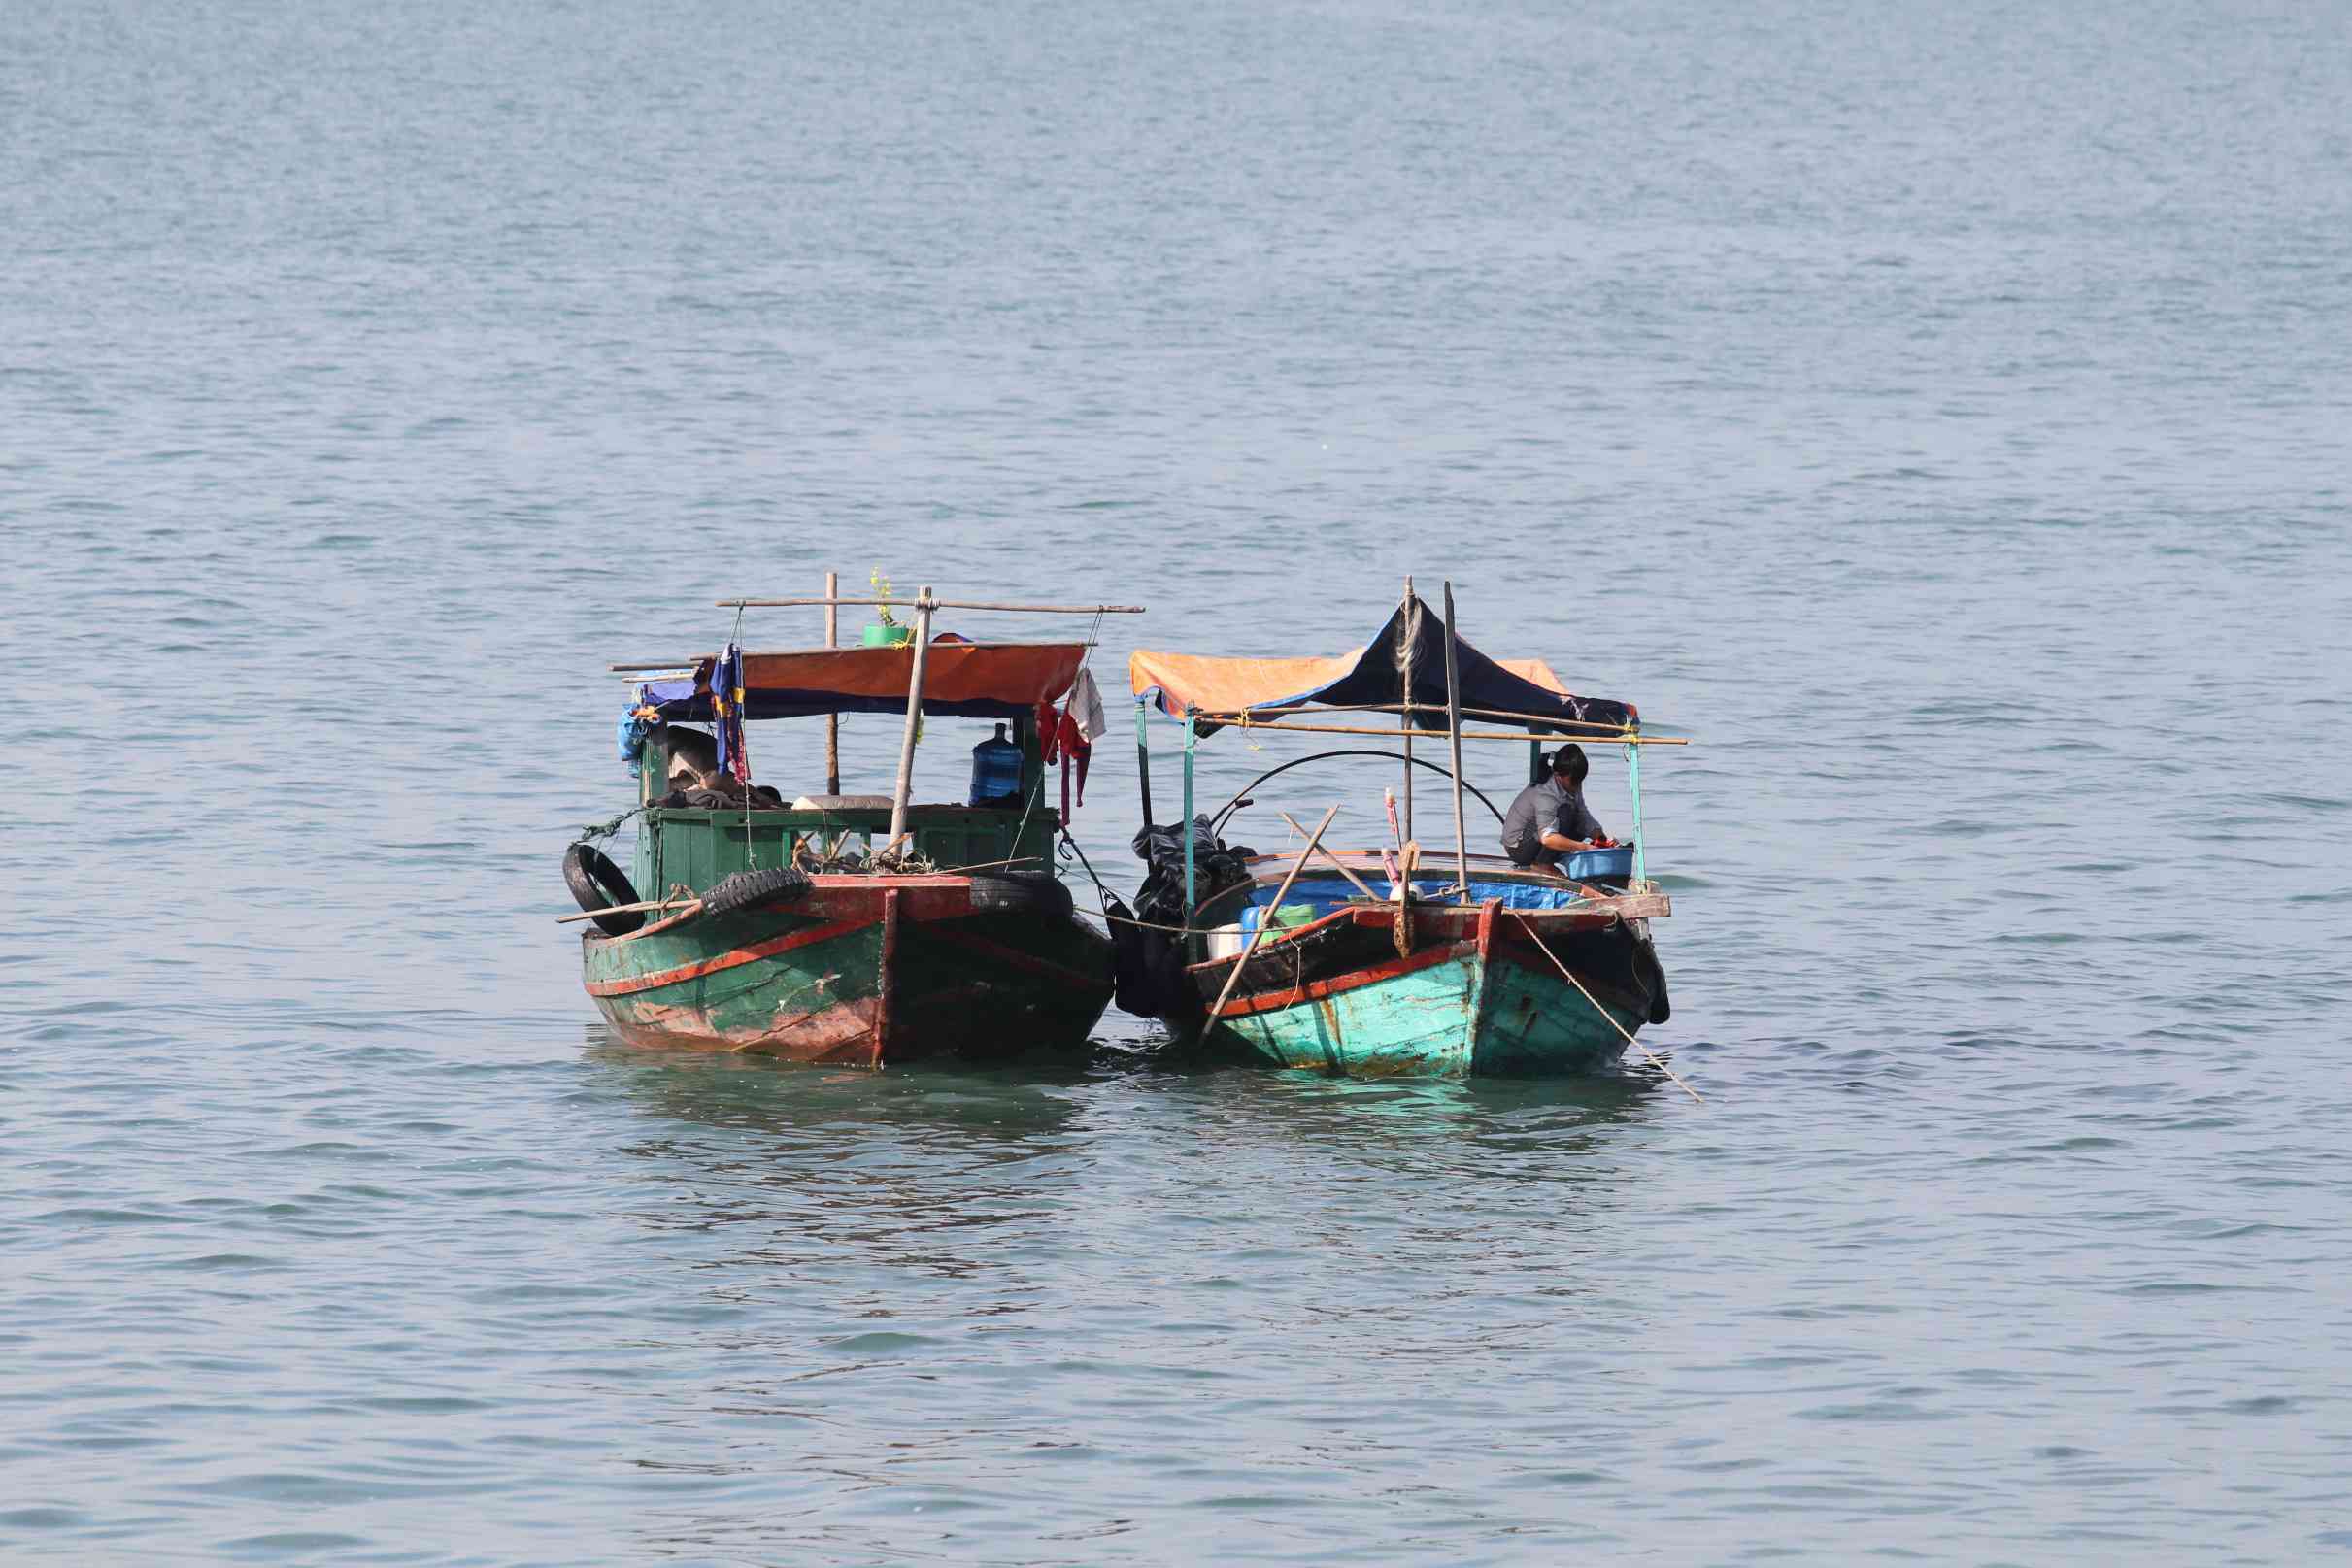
1168, 891, 1668, 1081
1205, 943, 1642, 1078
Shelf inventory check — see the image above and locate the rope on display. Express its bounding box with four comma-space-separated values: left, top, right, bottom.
1509, 912, 1703, 1104
573, 804, 647, 847
1058, 831, 1113, 897
1060, 830, 1169, 933
1102, 910, 1190, 934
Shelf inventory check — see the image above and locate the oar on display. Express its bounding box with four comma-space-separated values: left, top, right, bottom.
1205, 804, 1341, 1026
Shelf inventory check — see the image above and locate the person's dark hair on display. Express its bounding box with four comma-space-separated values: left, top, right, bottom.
1550, 744, 1589, 784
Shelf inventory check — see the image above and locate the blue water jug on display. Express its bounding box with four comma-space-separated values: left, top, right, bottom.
968, 723, 1024, 807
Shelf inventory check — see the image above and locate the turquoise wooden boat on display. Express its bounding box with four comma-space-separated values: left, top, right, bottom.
1179, 851, 1669, 1077
1113, 586, 1678, 1080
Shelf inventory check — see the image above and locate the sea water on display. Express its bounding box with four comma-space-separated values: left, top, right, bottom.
4, 0, 2350, 1560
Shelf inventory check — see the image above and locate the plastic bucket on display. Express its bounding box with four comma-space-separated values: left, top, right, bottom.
1563, 846, 1634, 883
861, 623, 914, 647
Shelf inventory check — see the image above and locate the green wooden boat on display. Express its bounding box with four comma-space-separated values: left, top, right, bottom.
569, 590, 1133, 1067
1115, 585, 1678, 1080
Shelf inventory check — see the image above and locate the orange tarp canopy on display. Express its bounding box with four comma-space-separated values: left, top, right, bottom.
1125, 595, 1635, 735
643, 643, 1087, 720
1129, 648, 1573, 719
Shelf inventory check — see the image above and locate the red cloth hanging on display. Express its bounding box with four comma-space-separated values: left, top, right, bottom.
1035, 699, 1090, 819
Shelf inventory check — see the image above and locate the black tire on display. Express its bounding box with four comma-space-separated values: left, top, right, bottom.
564, 843, 644, 936
700, 866, 814, 917
965, 870, 1074, 921
1632, 928, 1671, 1024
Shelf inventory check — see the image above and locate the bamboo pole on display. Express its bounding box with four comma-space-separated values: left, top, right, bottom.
1440, 584, 1471, 905
1231, 699, 1649, 731
555, 897, 700, 924
1134, 696, 1155, 830
720, 596, 1145, 613
823, 570, 840, 796
1181, 719, 1197, 916
1181, 717, 1685, 745
887, 588, 935, 848
1399, 578, 1415, 841
1627, 738, 1647, 887
1274, 810, 1384, 903
1206, 804, 1341, 1024
1509, 912, 1701, 1103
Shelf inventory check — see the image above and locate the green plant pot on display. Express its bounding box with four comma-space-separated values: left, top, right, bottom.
861, 623, 913, 648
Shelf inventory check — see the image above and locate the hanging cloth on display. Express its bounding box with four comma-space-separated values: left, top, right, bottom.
1035, 681, 1096, 820
1054, 703, 1090, 820
712, 644, 753, 783
1067, 667, 1107, 745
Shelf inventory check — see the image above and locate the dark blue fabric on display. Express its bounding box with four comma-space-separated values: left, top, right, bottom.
712, 645, 751, 779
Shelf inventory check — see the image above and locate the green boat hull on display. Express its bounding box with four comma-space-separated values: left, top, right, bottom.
583, 876, 1113, 1067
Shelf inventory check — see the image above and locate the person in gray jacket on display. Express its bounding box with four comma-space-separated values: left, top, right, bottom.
1499, 745, 1613, 872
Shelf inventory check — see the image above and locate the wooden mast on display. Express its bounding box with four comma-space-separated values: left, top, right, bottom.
887, 586, 936, 851
823, 570, 840, 796
1399, 578, 1415, 841
1442, 581, 1470, 904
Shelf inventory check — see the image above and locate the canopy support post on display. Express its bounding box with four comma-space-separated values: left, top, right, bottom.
1627, 737, 1647, 888
1134, 698, 1155, 830
1441, 582, 1470, 905
823, 570, 840, 796
887, 586, 935, 851
1182, 717, 1197, 920
1399, 577, 1415, 841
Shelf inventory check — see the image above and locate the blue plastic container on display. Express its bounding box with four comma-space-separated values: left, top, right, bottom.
1563, 846, 1635, 884
967, 723, 1025, 807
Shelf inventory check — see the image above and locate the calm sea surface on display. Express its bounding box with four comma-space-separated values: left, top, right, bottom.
6, 0, 2351, 1561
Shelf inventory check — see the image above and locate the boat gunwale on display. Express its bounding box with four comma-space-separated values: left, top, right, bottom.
1179, 891, 1664, 975
585, 870, 1074, 948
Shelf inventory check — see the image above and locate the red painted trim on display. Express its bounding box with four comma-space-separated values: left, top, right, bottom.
1475, 897, 1499, 960
584, 917, 870, 997
926, 927, 1106, 991
1213, 941, 1475, 1019
875, 889, 899, 1068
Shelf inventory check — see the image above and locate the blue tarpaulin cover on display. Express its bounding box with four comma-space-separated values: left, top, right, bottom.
1234, 877, 1592, 930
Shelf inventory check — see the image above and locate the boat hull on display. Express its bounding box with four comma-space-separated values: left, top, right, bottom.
1188, 898, 1665, 1079
582, 876, 1113, 1067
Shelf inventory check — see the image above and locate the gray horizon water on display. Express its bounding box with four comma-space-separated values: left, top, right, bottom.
5, 0, 2352, 1561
